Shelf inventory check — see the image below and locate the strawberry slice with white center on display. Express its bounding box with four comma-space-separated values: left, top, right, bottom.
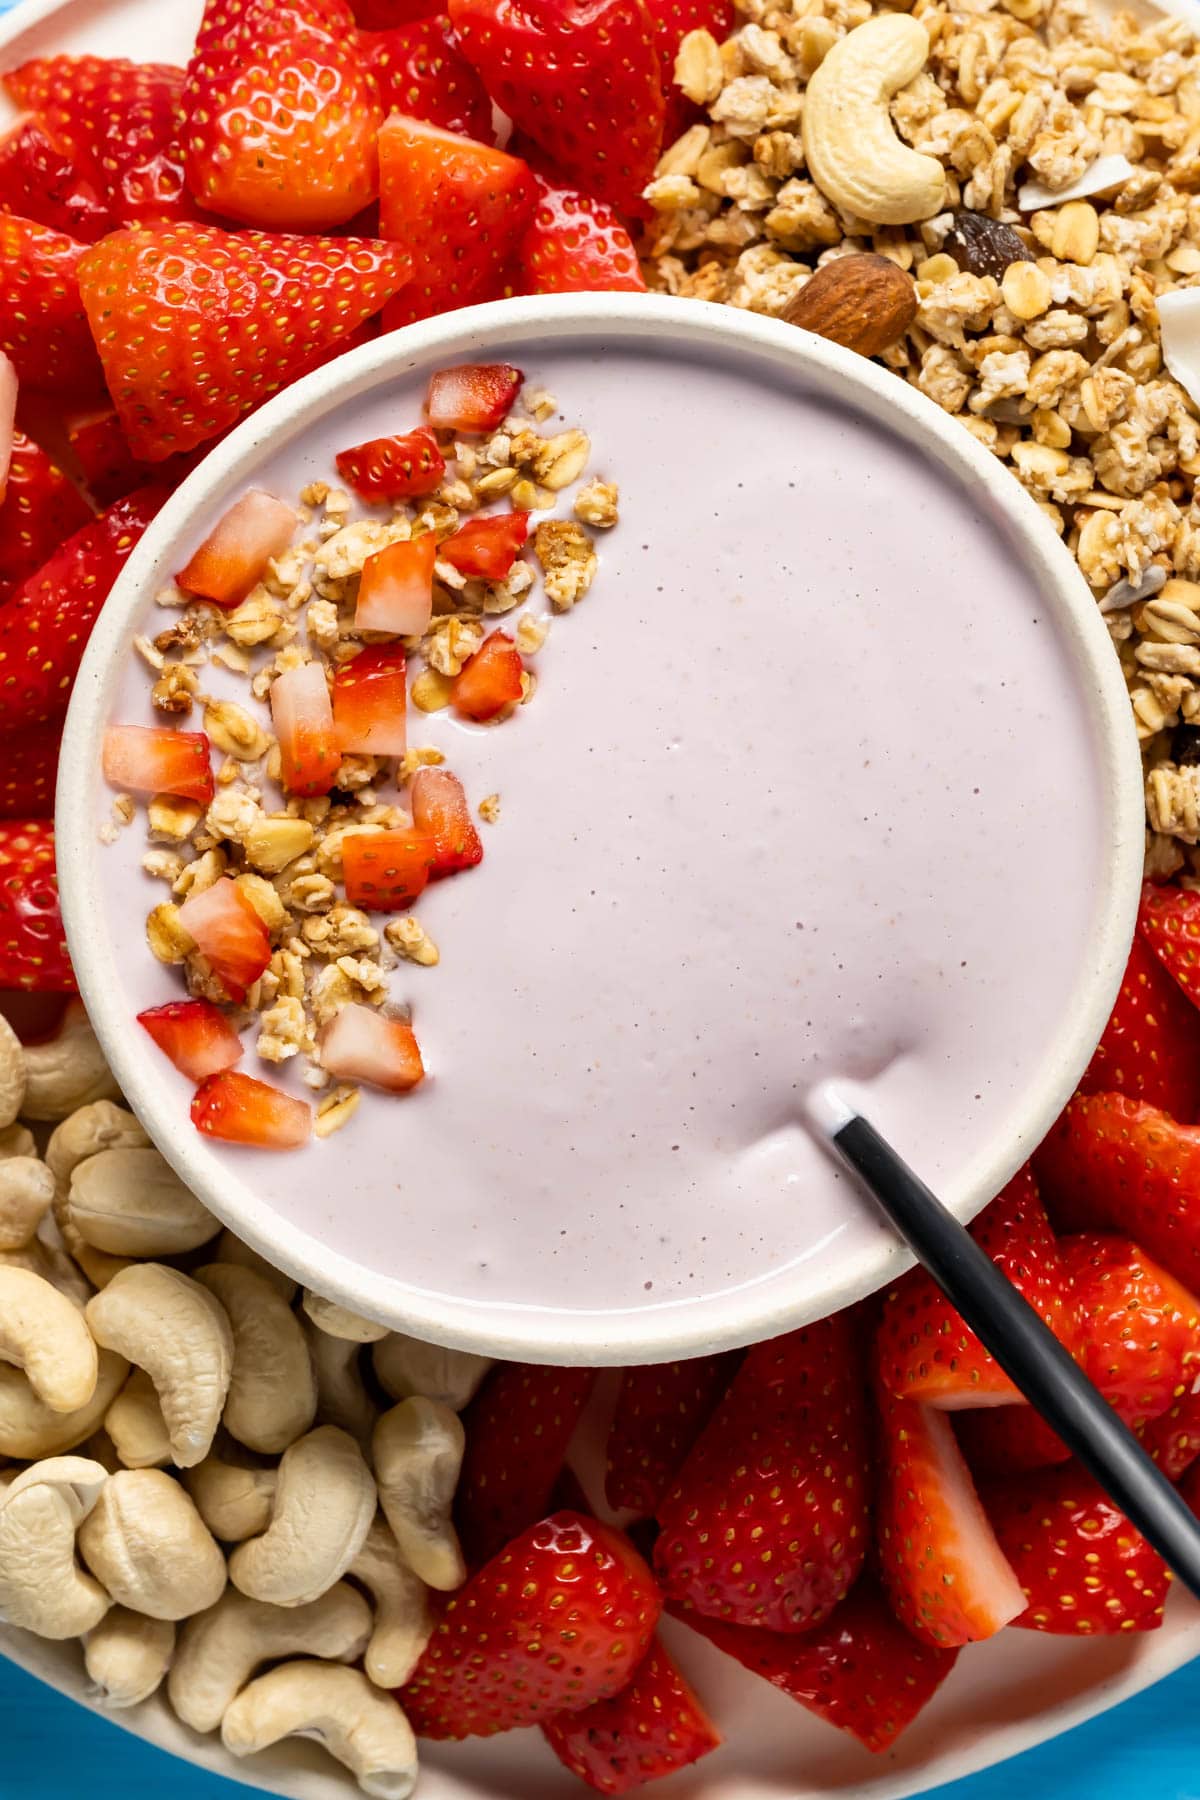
354, 534, 437, 635
176, 489, 297, 607
333, 645, 408, 756
440, 511, 529, 580
426, 362, 523, 432
342, 828, 435, 909
103, 724, 215, 804
319, 1001, 425, 1093
451, 629, 524, 721
269, 661, 341, 797
191, 1068, 313, 1148
411, 767, 481, 877
138, 998, 243, 1081
335, 426, 445, 502
176, 876, 271, 1002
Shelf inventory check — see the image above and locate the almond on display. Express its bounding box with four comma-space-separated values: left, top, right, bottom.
782, 254, 917, 358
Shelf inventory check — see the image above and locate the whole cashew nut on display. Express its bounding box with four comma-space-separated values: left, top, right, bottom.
195, 1265, 316, 1455
302, 1291, 390, 1344
0, 1014, 26, 1128
372, 1335, 493, 1413
77, 1468, 227, 1620
306, 1323, 376, 1450
66, 1148, 220, 1257
372, 1399, 465, 1592
0, 1348, 128, 1460
214, 1229, 298, 1303
802, 16, 947, 226
169, 1582, 372, 1734
222, 1662, 418, 1800
0, 1456, 111, 1638
85, 1607, 175, 1708
21, 1002, 120, 1121
0, 1159, 55, 1251
106, 1369, 172, 1469
350, 1516, 432, 1690
229, 1426, 376, 1609
0, 1265, 98, 1412
85, 1264, 234, 1468
45, 1102, 149, 1194
185, 1442, 278, 1545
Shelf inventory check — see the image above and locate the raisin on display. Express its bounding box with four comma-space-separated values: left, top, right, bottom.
1171, 724, 1200, 767
943, 210, 1034, 280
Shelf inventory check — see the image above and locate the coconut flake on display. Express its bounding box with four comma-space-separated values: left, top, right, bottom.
1157, 287, 1200, 412
1017, 154, 1135, 211
1100, 565, 1168, 614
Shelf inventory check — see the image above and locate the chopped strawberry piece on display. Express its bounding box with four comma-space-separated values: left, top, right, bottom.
425, 362, 522, 432
645, 0, 734, 142
0, 113, 114, 243
103, 725, 215, 805
955, 1405, 1074, 1479
542, 1638, 720, 1793
0, 820, 75, 992
177, 490, 297, 608
1139, 880, 1200, 1012
191, 1068, 313, 1149
358, 17, 494, 142
0, 725, 61, 822
410, 767, 482, 876
333, 646, 408, 756
1080, 917, 1200, 1118
319, 1002, 425, 1093
450, 629, 524, 721
605, 1354, 739, 1515
138, 998, 243, 1082
0, 357, 14, 504
335, 427, 445, 503
342, 828, 435, 910
1062, 1233, 1200, 1429
354, 533, 437, 635
269, 662, 341, 797
0, 214, 104, 394
456, 1364, 597, 1567
518, 176, 647, 294
0, 434, 91, 605
440, 511, 528, 579
400, 1511, 660, 1738
176, 877, 272, 1003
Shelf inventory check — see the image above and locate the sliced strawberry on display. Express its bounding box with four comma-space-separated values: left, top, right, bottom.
0, 821, 75, 992
455, 1364, 597, 1566
0, 486, 167, 731
0, 433, 92, 604
451, 629, 524, 721
1139, 880, 1200, 1011
955, 1405, 1073, 1480
335, 428, 445, 503
270, 662, 341, 797
645, 0, 734, 142
655, 1314, 870, 1632
354, 534, 437, 634
77, 224, 411, 462
0, 214, 104, 394
400, 1511, 660, 1738
359, 17, 494, 142
1079, 929, 1200, 1119
379, 116, 533, 325
542, 1637, 720, 1793
177, 490, 298, 608
410, 767, 482, 877
191, 1068, 313, 1148
319, 1002, 425, 1092
984, 1463, 1170, 1634
333, 646, 408, 756
676, 1575, 958, 1755
0, 113, 114, 243
1035, 1092, 1200, 1294
0, 726, 61, 822
138, 998, 243, 1082
876, 1394, 1025, 1647
176, 877, 272, 1003
342, 828, 435, 910
518, 176, 646, 294
425, 361, 522, 432
103, 725, 215, 806
440, 511, 528, 579
605, 1354, 739, 1515
1062, 1233, 1200, 1429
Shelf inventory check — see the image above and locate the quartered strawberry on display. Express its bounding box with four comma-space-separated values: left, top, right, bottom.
518, 177, 647, 294
0, 114, 114, 243
451, 630, 524, 721
447, 0, 664, 217
440, 511, 529, 579
655, 1314, 870, 1632
955, 1405, 1074, 1480
542, 1637, 720, 1793
455, 1364, 597, 1566
342, 828, 436, 910
77, 224, 411, 462
1138, 880, 1200, 1011
645, 0, 735, 141
1035, 1092, 1200, 1294
192, 1068, 313, 1148
0, 821, 75, 992
269, 662, 341, 797
875, 1166, 1080, 1410
400, 1511, 661, 1738
0, 486, 167, 731
138, 998, 244, 1082
410, 767, 482, 877
0, 433, 92, 604
335, 427, 445, 502
1143, 1379, 1200, 1480
426, 361, 522, 431
605, 1354, 739, 1515
876, 1393, 1025, 1648
102, 725, 216, 806
985, 1463, 1170, 1634
176, 877, 272, 1003
1079, 928, 1200, 1119
319, 1002, 426, 1092
1062, 1233, 1200, 1430
359, 17, 494, 141
378, 116, 533, 324
176, 490, 298, 608
333, 646, 408, 756
0, 215, 104, 393
676, 1575, 958, 1755
0, 726, 61, 822
354, 534, 437, 634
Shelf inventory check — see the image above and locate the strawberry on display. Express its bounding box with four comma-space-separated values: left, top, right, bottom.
319, 1002, 426, 1092
138, 999, 244, 1082
654, 1314, 870, 1632
426, 361, 522, 431
0, 726, 61, 822
0, 433, 92, 604
518, 177, 646, 294
1062, 1233, 1200, 1430
542, 1637, 720, 1793
1143, 1380, 1200, 1481
984, 1463, 1170, 1634
333, 647, 409, 756
176, 877, 272, 1003
102, 725, 216, 806
400, 1511, 658, 1736
455, 1364, 597, 1566
0, 114, 114, 243
1078, 929, 1200, 1119
955, 1405, 1073, 1479
378, 116, 533, 324
1035, 1092, 1200, 1294
875, 1167, 1080, 1410
176, 490, 299, 608
1138, 880, 1200, 1011
335, 427, 445, 502
359, 17, 494, 141
342, 828, 436, 910
447, 0, 664, 217
191, 1069, 313, 1148
76, 224, 411, 462
876, 1394, 1025, 1647
0, 821, 75, 992
645, 0, 734, 142
354, 535, 437, 634
451, 629, 524, 721
440, 511, 529, 579
676, 1575, 958, 1754
268, 662, 341, 797
605, 1354, 739, 1515
410, 767, 482, 877
0, 486, 167, 731
0, 358, 14, 502
66, 409, 152, 506
0, 215, 104, 393
353, 0, 444, 22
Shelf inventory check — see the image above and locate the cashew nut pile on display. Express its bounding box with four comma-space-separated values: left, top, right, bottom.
0, 1009, 490, 1799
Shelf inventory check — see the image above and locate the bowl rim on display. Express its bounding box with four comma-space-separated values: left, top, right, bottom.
56, 290, 1145, 1362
